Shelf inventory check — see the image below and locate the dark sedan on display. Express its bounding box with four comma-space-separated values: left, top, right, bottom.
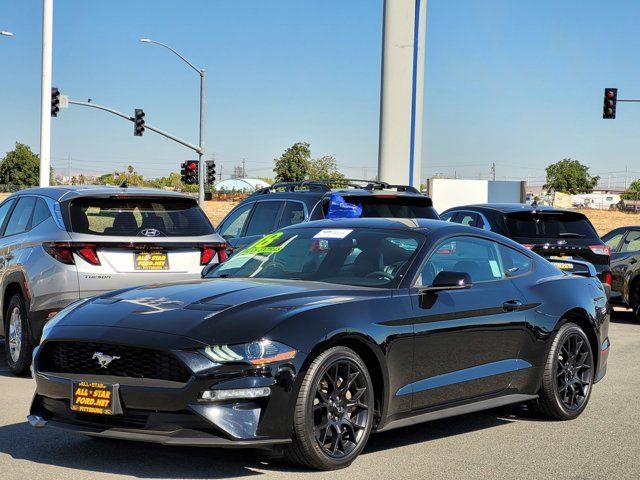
28, 219, 610, 470
602, 226, 640, 319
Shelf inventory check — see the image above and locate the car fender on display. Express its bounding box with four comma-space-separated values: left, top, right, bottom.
0, 270, 30, 334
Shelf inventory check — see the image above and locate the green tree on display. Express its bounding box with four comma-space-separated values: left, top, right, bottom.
622, 179, 640, 200
273, 142, 311, 182
545, 158, 599, 193
0, 142, 41, 186
307, 155, 345, 182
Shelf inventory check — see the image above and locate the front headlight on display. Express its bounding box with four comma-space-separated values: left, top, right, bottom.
40, 298, 90, 343
200, 339, 296, 366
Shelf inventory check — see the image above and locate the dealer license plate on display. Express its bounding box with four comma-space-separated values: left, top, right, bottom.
71, 381, 115, 415
135, 251, 169, 270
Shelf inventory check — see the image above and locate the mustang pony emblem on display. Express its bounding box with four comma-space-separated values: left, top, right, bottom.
92, 352, 120, 369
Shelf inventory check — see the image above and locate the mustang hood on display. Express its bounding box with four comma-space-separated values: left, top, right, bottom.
53, 278, 383, 345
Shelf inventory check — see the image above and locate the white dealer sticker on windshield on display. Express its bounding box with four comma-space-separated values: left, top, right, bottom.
313, 229, 353, 239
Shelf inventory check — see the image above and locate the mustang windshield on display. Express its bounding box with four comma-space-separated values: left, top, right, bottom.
208, 227, 423, 288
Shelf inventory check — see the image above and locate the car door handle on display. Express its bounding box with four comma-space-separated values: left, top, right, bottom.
630, 258, 638, 265
502, 300, 523, 312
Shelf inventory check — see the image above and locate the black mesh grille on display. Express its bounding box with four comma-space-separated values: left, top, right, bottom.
38, 341, 191, 383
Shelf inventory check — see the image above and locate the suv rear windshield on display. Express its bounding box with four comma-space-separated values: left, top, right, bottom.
324, 195, 439, 220
68, 197, 214, 237
505, 211, 598, 239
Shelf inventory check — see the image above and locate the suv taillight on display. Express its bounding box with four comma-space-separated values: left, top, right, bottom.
44, 243, 101, 266
603, 271, 613, 285
201, 243, 227, 265
589, 245, 611, 256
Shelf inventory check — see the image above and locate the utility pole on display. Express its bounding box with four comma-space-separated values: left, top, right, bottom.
491, 162, 496, 181
625, 166, 628, 190
39, 0, 53, 187
242, 158, 246, 178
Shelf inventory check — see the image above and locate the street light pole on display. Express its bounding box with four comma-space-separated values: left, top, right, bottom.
39, 0, 54, 187
140, 38, 206, 206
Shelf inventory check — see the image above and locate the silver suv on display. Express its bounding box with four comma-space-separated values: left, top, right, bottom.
0, 186, 226, 375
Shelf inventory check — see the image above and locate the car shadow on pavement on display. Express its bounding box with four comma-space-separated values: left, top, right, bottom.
611, 308, 638, 325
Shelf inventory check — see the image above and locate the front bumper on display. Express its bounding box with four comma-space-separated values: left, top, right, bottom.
27, 412, 288, 448
29, 343, 304, 448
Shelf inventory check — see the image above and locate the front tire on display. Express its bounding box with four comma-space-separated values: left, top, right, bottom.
535, 322, 594, 420
284, 346, 374, 470
3, 293, 34, 376
630, 281, 640, 322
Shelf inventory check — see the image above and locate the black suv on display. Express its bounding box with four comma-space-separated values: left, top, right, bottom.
440, 203, 612, 285
216, 180, 439, 253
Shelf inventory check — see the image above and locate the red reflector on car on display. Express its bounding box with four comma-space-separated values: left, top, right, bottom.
201, 243, 227, 265
589, 245, 611, 256
43, 244, 75, 265
603, 271, 612, 285
77, 246, 101, 266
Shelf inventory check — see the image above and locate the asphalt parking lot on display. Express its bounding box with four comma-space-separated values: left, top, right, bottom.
0, 310, 638, 480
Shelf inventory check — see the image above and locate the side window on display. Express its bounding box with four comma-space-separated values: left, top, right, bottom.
31, 198, 52, 227
603, 231, 625, 252
458, 213, 481, 228
279, 201, 305, 228
244, 201, 284, 237
4, 197, 36, 237
0, 200, 16, 236
498, 244, 533, 277
217, 203, 253, 239
418, 236, 504, 286
620, 231, 640, 253
440, 211, 455, 222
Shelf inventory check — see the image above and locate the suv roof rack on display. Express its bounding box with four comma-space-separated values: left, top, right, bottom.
249, 179, 421, 196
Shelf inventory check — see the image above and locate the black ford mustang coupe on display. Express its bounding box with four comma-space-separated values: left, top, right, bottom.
29, 218, 610, 470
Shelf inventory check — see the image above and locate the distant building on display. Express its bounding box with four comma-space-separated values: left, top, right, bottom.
212, 178, 269, 192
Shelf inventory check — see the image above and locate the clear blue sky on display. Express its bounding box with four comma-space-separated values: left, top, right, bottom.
1, 0, 640, 187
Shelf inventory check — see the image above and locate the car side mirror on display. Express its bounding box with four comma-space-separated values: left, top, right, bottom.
201, 263, 217, 278
421, 271, 473, 293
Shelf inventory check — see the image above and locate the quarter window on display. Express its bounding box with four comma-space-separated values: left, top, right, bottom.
603, 231, 625, 252
31, 198, 52, 227
4, 197, 36, 236
418, 236, 505, 286
498, 244, 533, 277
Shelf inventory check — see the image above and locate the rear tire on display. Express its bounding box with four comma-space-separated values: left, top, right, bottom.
630, 281, 640, 322
535, 322, 594, 420
3, 293, 34, 376
284, 346, 374, 470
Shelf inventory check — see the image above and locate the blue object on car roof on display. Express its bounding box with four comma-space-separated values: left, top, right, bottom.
326, 194, 363, 219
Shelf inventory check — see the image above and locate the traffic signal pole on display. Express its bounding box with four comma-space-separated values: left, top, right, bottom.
198, 69, 206, 207
67, 100, 201, 155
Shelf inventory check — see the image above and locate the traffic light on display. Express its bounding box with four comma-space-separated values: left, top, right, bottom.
181, 160, 199, 184
603, 88, 617, 119
51, 87, 60, 117
206, 161, 216, 184
134, 108, 145, 136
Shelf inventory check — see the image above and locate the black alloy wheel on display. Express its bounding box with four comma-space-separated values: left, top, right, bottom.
313, 359, 370, 459
555, 333, 593, 411
631, 282, 640, 322
535, 323, 594, 420
285, 346, 374, 470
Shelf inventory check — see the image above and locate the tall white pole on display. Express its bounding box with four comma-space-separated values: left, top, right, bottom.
39, 0, 53, 187
378, 0, 427, 188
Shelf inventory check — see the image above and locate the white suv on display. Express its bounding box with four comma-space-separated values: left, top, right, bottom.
0, 186, 226, 375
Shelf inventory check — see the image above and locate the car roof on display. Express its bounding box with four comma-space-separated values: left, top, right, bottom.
12, 186, 196, 202
446, 203, 579, 214
282, 217, 459, 233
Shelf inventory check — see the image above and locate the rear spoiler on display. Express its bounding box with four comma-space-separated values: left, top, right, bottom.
547, 258, 597, 278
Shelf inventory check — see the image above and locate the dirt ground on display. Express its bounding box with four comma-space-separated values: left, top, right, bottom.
581, 208, 640, 235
